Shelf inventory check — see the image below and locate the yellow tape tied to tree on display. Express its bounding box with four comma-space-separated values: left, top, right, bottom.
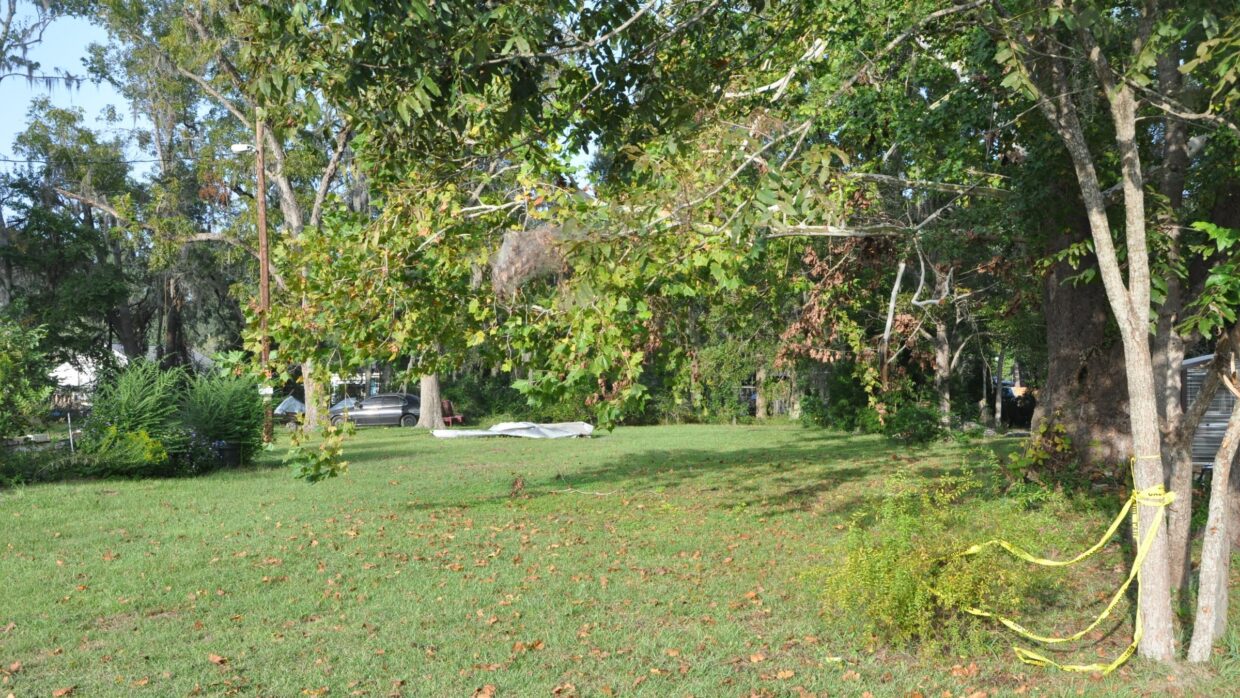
940, 468, 1174, 675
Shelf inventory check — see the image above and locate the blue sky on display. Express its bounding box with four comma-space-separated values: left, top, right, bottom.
0, 14, 140, 168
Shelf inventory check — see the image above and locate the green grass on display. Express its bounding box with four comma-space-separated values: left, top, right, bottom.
0, 424, 1236, 697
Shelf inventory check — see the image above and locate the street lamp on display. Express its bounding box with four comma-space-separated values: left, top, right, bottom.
231, 118, 272, 443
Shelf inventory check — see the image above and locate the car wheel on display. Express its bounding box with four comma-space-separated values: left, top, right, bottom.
331, 415, 344, 427
400, 414, 417, 428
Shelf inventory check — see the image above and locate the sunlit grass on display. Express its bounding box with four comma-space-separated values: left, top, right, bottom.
0, 424, 1235, 696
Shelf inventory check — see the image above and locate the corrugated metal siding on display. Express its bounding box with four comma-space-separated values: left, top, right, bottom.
1185, 357, 1237, 466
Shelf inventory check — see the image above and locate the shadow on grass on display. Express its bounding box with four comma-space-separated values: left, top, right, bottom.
396, 430, 969, 518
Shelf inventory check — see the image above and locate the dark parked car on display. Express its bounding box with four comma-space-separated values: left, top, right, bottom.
330, 393, 421, 427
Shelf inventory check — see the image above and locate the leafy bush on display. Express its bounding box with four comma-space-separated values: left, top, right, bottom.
883, 404, 944, 445
1002, 416, 1083, 487
183, 372, 264, 460
80, 426, 171, 477
821, 470, 1065, 654
0, 319, 53, 441
442, 370, 527, 423
81, 361, 186, 474
0, 448, 88, 486
798, 392, 830, 428
800, 365, 885, 434
80, 361, 264, 477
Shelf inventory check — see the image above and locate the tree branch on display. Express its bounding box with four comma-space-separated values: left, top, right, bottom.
55, 187, 287, 292
310, 124, 355, 229
848, 172, 1008, 198
766, 223, 907, 239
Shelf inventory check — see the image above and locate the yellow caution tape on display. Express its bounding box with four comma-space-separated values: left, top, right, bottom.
937, 469, 1173, 675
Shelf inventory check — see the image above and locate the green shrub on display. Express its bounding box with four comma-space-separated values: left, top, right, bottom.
81, 361, 186, 474
441, 370, 527, 423
821, 470, 1064, 654
0, 448, 81, 486
183, 372, 264, 461
883, 404, 944, 445
0, 319, 53, 441
80, 426, 171, 477
80, 361, 266, 477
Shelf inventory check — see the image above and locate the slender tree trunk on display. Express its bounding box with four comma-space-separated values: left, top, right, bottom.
1186, 382, 1240, 661
161, 276, 189, 369
980, 353, 993, 426
418, 374, 445, 429
755, 364, 768, 420
1151, 41, 1194, 593
303, 360, 325, 429
934, 317, 951, 427
0, 208, 12, 305
994, 346, 1005, 428
1078, 83, 1175, 660
1030, 49, 1175, 656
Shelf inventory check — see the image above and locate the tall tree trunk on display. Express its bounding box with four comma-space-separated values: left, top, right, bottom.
755, 364, 768, 420
302, 360, 325, 430
1023, 41, 1175, 655
994, 346, 1005, 428
418, 374, 445, 429
980, 352, 993, 427
934, 316, 951, 427
1152, 40, 1195, 592
1066, 81, 1174, 660
1186, 377, 1240, 661
1031, 186, 1130, 463
0, 208, 12, 306
161, 276, 189, 369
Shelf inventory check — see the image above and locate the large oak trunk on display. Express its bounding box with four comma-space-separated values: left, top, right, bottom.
418, 374, 445, 429
1032, 192, 1130, 467
302, 360, 324, 429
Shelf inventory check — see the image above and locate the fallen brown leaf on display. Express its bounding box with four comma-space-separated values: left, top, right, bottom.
208, 653, 227, 666
776, 670, 795, 680
749, 652, 766, 663
472, 685, 496, 698
950, 663, 979, 678
52, 688, 76, 697
842, 670, 860, 681
6, 662, 19, 674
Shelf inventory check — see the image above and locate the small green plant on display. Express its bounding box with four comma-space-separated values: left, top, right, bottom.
1002, 415, 1084, 488
821, 469, 1062, 654
882, 403, 944, 446
287, 420, 354, 483
81, 426, 171, 476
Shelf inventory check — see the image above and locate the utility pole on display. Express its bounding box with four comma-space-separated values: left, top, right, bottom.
231, 121, 274, 444
256, 117, 273, 443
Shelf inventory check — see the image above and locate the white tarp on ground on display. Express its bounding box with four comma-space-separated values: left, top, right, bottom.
432, 421, 594, 439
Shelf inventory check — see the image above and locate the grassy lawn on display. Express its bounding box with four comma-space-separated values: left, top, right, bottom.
1, 424, 1236, 697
